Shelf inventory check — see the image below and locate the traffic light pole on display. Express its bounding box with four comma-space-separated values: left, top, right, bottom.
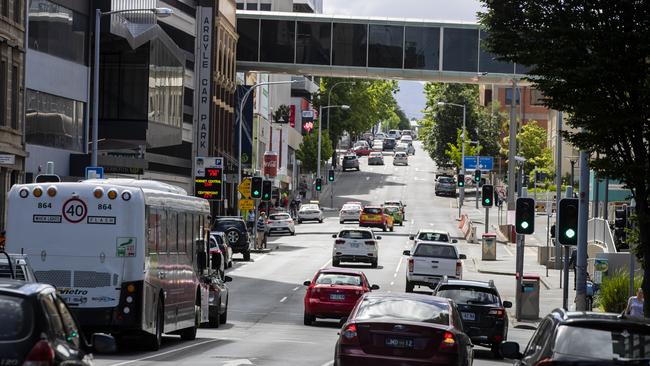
485, 208, 489, 234
576, 149, 590, 311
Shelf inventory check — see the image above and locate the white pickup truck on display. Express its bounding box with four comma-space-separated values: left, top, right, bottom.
403, 240, 466, 292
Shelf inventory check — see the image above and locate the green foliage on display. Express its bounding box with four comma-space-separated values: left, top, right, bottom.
625, 214, 646, 269
596, 270, 642, 313
295, 123, 333, 173
445, 128, 478, 168
273, 105, 291, 123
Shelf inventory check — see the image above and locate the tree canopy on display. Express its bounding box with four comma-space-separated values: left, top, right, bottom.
295, 122, 333, 174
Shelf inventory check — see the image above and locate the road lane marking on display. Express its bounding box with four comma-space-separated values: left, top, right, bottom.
293, 286, 299, 291
410, 219, 414, 225
320, 361, 334, 366
108, 340, 219, 366
280, 296, 287, 303
320, 258, 332, 269
390, 281, 394, 286
395, 257, 403, 274
503, 245, 514, 256
394, 272, 398, 278
366, 177, 370, 180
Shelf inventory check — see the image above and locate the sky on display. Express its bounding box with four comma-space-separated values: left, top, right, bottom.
322, 0, 483, 120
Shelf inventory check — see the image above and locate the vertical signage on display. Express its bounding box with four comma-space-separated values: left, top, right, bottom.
195, 6, 213, 157
195, 157, 224, 201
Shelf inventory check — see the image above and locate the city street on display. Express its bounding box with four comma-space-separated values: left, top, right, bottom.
94, 143, 534, 366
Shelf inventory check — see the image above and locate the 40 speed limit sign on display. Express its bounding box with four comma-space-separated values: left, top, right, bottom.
62, 198, 87, 223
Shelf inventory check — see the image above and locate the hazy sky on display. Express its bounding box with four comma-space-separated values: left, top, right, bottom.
322, 0, 483, 120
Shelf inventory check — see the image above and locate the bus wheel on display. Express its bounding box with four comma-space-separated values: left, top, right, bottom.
146, 299, 164, 351
180, 305, 199, 340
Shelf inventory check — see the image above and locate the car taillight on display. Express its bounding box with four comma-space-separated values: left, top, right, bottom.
335, 239, 345, 244
439, 331, 457, 352
408, 258, 414, 272
365, 240, 376, 245
488, 308, 505, 318
340, 323, 359, 345
456, 260, 462, 278
287, 219, 293, 223
534, 358, 556, 366
266, 220, 270, 224
24, 340, 54, 366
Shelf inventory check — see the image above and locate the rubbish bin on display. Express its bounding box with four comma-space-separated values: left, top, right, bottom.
520, 274, 540, 320
481, 233, 497, 261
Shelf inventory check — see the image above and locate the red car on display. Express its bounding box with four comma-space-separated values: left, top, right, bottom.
303, 268, 379, 325
352, 141, 371, 156
335, 292, 474, 366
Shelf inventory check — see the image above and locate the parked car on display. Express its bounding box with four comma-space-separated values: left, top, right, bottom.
339, 203, 362, 224
436, 176, 458, 197
332, 228, 381, 268
0, 279, 117, 365
0, 252, 37, 282
212, 217, 252, 261
298, 203, 324, 223
210, 231, 233, 269
352, 141, 371, 156
383, 205, 404, 226
303, 268, 379, 325
501, 308, 650, 365
403, 240, 466, 292
342, 154, 361, 171
335, 292, 474, 366
266, 212, 296, 236
359, 206, 394, 232
393, 151, 408, 166
433, 279, 511, 357
382, 138, 397, 151
204, 274, 231, 328
368, 152, 384, 165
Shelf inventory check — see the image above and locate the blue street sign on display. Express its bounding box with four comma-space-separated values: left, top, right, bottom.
463, 156, 494, 171
85, 166, 104, 179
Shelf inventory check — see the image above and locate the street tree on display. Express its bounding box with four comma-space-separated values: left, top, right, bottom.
480, 0, 650, 315
445, 128, 479, 168
517, 121, 554, 177
295, 122, 333, 174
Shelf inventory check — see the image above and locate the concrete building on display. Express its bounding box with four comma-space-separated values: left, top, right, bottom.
0, 0, 26, 229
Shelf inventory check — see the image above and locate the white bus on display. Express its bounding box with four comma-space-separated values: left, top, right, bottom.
6, 179, 212, 350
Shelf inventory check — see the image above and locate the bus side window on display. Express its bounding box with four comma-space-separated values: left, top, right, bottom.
178, 213, 186, 254
186, 214, 193, 262
146, 207, 158, 255
168, 211, 177, 254
159, 210, 167, 254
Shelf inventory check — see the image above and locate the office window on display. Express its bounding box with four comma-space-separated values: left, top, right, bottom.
505, 88, 520, 106
1, 0, 7, 17
236, 2, 244, 9
443, 28, 479, 72
368, 25, 403, 68
332, 23, 367, 67
296, 21, 331, 65
13, 0, 20, 24
0, 60, 5, 127
11, 65, 17, 130
260, 19, 295, 63
479, 30, 514, 74
484, 89, 493, 106
530, 88, 545, 106
237, 18, 259, 62
25, 90, 85, 151
260, 3, 271, 11
148, 38, 184, 127
28, 0, 88, 65
404, 26, 439, 70
246, 3, 257, 10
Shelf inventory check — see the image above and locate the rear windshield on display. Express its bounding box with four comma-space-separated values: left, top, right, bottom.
363, 208, 382, 214
414, 244, 457, 258
385, 201, 400, 207
342, 205, 361, 211
356, 297, 450, 325
0, 295, 32, 341
418, 232, 450, 242
384, 207, 400, 214
354, 142, 367, 147
554, 324, 650, 360
344, 155, 357, 160
438, 177, 454, 184
300, 204, 319, 211
339, 230, 373, 239
316, 273, 362, 286
436, 286, 500, 306
270, 214, 290, 220
213, 220, 245, 232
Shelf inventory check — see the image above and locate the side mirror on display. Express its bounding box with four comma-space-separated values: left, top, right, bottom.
402, 250, 411, 256
500, 341, 522, 359
224, 276, 233, 283
452, 239, 458, 243
92, 333, 117, 354
409, 235, 415, 240
459, 254, 467, 260
503, 301, 513, 308
197, 251, 207, 273
303, 280, 311, 286
371, 284, 380, 290
332, 234, 337, 238
376, 236, 382, 240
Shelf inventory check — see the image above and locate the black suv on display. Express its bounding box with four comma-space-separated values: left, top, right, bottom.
382, 137, 396, 151
433, 279, 511, 357
501, 309, 650, 365
213, 217, 252, 261
0, 279, 116, 365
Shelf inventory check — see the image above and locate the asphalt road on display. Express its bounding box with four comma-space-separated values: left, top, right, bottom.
95, 142, 535, 366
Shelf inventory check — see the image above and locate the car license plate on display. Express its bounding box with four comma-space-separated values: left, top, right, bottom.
351, 242, 360, 248
385, 337, 414, 349
461, 312, 476, 321
330, 294, 345, 301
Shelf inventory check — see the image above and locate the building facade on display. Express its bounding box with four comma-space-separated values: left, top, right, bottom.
0, 0, 26, 229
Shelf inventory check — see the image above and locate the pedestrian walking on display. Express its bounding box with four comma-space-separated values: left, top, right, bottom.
256, 212, 267, 250
625, 288, 645, 318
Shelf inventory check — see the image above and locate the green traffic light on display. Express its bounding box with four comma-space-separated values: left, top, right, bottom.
253, 190, 259, 195
520, 221, 529, 229
484, 198, 491, 204
565, 229, 576, 239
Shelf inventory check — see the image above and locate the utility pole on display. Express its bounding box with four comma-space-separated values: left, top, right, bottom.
507, 79, 518, 212
576, 149, 590, 311
554, 111, 563, 270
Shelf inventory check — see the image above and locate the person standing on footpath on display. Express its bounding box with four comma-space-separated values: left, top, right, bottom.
256, 212, 267, 250
625, 288, 644, 319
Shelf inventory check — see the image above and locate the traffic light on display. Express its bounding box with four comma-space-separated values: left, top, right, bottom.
614, 205, 628, 244
328, 169, 335, 182
474, 169, 481, 183
481, 184, 494, 207
261, 180, 272, 201
251, 177, 262, 199
515, 197, 535, 235
558, 198, 579, 245
315, 178, 322, 191
457, 174, 465, 187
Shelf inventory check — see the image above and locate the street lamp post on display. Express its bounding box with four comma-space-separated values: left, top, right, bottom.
326, 81, 354, 167
438, 102, 466, 218
316, 104, 350, 180
236, 80, 298, 216
91, 7, 173, 168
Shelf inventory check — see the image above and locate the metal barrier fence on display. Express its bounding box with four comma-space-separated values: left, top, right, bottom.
587, 218, 617, 253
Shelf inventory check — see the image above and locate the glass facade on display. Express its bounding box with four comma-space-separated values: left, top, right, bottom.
260, 19, 295, 63
368, 25, 403, 68
237, 19, 259, 62
28, 0, 88, 65
25, 89, 84, 151
505, 88, 521, 106
332, 23, 367, 67
404, 26, 439, 70
148, 39, 184, 127
479, 30, 514, 74
442, 28, 478, 72
296, 21, 331, 65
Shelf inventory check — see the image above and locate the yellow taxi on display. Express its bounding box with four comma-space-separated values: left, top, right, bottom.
359, 205, 394, 232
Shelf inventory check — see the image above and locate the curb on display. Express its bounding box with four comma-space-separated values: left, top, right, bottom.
473, 259, 552, 290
